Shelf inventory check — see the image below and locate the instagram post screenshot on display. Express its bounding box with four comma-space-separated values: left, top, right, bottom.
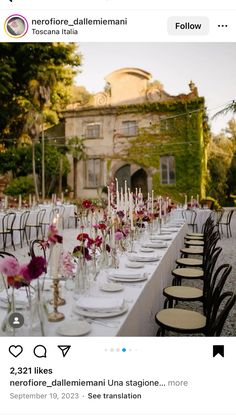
0, 1, 235, 418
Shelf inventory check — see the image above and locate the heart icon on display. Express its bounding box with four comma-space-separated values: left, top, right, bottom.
9, 345, 23, 358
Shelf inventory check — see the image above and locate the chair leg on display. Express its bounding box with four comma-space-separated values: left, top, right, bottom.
11, 232, 15, 251
156, 327, 165, 336
20, 230, 23, 248
24, 228, 29, 245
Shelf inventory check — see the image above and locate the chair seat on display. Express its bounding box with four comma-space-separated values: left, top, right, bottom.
172, 267, 204, 278
181, 247, 204, 255
156, 308, 206, 331
164, 285, 203, 300
176, 257, 203, 267
186, 232, 203, 237
185, 240, 204, 246
185, 235, 204, 240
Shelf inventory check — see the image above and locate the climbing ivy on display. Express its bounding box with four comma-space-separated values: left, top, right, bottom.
117, 98, 208, 203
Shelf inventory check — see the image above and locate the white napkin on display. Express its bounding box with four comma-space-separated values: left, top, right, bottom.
108, 269, 143, 279
76, 296, 124, 313
150, 234, 172, 240
142, 242, 167, 249
161, 228, 178, 233
128, 254, 160, 262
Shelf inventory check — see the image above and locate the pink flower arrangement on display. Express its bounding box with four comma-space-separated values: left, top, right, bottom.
60, 251, 75, 277
73, 231, 104, 261
0, 256, 46, 289
115, 231, 123, 241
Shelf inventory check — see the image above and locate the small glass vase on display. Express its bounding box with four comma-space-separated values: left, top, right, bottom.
99, 242, 110, 269
110, 247, 119, 269
74, 257, 88, 294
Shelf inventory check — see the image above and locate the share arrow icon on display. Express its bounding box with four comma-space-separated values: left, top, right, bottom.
58, 345, 71, 357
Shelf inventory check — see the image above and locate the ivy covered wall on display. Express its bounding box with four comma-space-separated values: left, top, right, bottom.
117, 98, 209, 203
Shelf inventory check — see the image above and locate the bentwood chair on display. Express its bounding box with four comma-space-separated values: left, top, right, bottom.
156, 292, 235, 336
219, 209, 234, 238
0, 212, 16, 251
40, 207, 59, 236
163, 251, 223, 310
26, 208, 46, 240
176, 216, 216, 269
0, 250, 17, 259
182, 209, 198, 232
29, 239, 47, 260
11, 210, 30, 248
155, 265, 235, 336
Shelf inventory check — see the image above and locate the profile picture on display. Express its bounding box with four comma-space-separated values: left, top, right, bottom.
4, 14, 28, 38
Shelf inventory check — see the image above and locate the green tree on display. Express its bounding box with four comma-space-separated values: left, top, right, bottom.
67, 136, 87, 199
69, 85, 92, 105
206, 131, 234, 201
0, 43, 82, 198
0, 143, 70, 196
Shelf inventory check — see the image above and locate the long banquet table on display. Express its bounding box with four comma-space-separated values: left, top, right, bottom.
0, 222, 187, 337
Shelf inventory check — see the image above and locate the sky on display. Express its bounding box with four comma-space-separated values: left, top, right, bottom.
76, 43, 236, 134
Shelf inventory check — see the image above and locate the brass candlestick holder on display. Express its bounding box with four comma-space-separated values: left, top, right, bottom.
49, 283, 65, 307
48, 278, 65, 322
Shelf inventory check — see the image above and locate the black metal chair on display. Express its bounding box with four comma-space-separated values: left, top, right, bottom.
156, 292, 235, 336
40, 207, 59, 236
11, 210, 30, 248
0, 251, 17, 259
26, 208, 46, 240
156, 264, 235, 336
29, 239, 47, 260
0, 212, 16, 250
182, 209, 198, 232
219, 209, 234, 238
164, 247, 223, 309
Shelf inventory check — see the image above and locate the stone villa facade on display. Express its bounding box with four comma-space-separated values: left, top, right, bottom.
63, 67, 207, 201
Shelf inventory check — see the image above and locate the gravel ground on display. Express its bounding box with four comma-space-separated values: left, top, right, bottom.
170, 209, 236, 336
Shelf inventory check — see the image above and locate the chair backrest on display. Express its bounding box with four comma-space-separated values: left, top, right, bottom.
202, 247, 222, 299
214, 209, 224, 225
0, 251, 17, 259
205, 264, 232, 321
202, 229, 220, 264
29, 239, 47, 261
38, 208, 46, 225
226, 209, 234, 225
3, 212, 16, 231
49, 208, 60, 224
207, 292, 236, 336
19, 210, 30, 229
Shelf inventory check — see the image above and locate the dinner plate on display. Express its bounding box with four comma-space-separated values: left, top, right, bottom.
142, 242, 167, 249
74, 304, 128, 318
150, 235, 172, 241
108, 269, 144, 279
56, 320, 91, 336
108, 273, 147, 282
161, 228, 178, 233
100, 283, 124, 292
125, 261, 145, 269
128, 255, 160, 262
140, 248, 154, 253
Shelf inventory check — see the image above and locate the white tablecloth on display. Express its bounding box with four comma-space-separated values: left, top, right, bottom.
0, 223, 187, 336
